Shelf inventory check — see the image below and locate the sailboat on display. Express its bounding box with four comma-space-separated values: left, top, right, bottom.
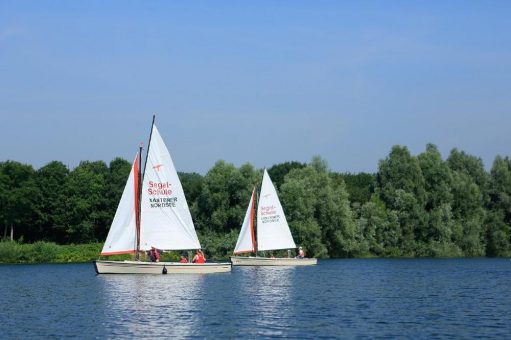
94, 117, 231, 274
230, 169, 317, 266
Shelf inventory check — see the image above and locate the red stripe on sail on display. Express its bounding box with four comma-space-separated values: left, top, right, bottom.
250, 188, 256, 253
233, 188, 257, 255
100, 250, 137, 256
134, 152, 140, 252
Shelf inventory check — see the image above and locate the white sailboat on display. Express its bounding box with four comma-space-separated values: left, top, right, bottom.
94, 117, 231, 274
230, 169, 317, 266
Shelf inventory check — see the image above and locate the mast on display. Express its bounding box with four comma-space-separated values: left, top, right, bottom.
136, 114, 156, 260
255, 186, 258, 256
135, 144, 142, 260
250, 187, 257, 253
143, 115, 156, 177
254, 168, 263, 256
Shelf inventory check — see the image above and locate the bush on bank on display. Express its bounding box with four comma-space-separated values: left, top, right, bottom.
0, 240, 186, 264
0, 241, 103, 264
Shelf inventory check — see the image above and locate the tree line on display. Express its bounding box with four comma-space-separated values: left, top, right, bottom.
1, 143, 510, 258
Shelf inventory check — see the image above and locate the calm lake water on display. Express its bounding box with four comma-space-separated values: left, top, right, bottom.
1, 259, 510, 338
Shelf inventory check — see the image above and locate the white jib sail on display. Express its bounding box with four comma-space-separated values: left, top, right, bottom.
256, 169, 297, 251
139, 125, 201, 251
234, 188, 256, 254
101, 153, 139, 255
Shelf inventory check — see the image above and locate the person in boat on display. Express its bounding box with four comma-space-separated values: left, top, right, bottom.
180, 255, 188, 263
148, 246, 160, 262
192, 250, 206, 263
297, 246, 305, 259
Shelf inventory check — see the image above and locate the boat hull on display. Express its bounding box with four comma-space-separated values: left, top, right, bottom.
230, 256, 317, 266
94, 260, 232, 274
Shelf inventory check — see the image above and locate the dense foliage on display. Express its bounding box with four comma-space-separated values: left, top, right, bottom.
0, 241, 103, 263
1, 144, 510, 260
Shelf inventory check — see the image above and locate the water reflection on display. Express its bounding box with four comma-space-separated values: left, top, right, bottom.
3, 260, 510, 338
236, 266, 296, 337
97, 274, 207, 337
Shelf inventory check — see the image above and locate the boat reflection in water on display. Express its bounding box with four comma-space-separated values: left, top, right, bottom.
234, 266, 296, 337
96, 265, 299, 338
97, 274, 208, 338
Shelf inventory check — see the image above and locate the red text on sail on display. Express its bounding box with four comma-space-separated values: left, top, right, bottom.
147, 181, 173, 196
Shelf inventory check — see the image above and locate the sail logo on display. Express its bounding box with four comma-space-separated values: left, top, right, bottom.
263, 193, 271, 198
153, 164, 164, 171
260, 205, 280, 223
149, 197, 177, 208
260, 205, 276, 216
147, 181, 173, 196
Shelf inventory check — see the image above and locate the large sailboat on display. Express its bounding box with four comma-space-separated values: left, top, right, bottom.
230, 169, 317, 266
94, 117, 231, 274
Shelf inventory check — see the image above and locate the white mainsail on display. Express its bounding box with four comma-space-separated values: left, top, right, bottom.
139, 125, 201, 251
256, 169, 297, 251
101, 153, 139, 255
233, 188, 256, 254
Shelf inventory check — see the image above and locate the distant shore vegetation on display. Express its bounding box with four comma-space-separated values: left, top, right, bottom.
1, 143, 510, 263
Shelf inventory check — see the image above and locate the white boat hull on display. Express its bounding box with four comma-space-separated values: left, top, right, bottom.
94, 260, 232, 274
230, 256, 317, 266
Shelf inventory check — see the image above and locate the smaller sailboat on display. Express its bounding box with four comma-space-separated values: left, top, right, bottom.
94, 116, 231, 274
230, 169, 317, 266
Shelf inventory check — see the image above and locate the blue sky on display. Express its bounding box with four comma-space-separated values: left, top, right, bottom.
1, 1, 510, 174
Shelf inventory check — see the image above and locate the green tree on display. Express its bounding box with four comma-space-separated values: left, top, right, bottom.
376, 145, 427, 255
447, 148, 489, 190
280, 157, 357, 258
392, 189, 425, 255
34, 161, 70, 243
179, 171, 204, 209
418, 144, 453, 211
279, 167, 327, 257
417, 144, 461, 256
485, 211, 510, 257
0, 161, 41, 242
267, 161, 306, 190
334, 172, 375, 205
194, 161, 258, 235
0, 171, 9, 239
377, 145, 426, 207
354, 197, 401, 257
488, 156, 511, 225
447, 149, 488, 256
64, 161, 109, 243
485, 156, 511, 256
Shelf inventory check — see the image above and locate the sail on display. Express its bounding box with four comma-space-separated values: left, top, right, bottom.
233, 188, 256, 254
139, 125, 201, 251
256, 169, 297, 251
101, 153, 139, 255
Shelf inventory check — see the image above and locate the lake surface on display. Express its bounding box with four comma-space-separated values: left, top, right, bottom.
1, 259, 510, 338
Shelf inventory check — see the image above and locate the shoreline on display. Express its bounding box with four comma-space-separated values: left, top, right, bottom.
0, 241, 500, 264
